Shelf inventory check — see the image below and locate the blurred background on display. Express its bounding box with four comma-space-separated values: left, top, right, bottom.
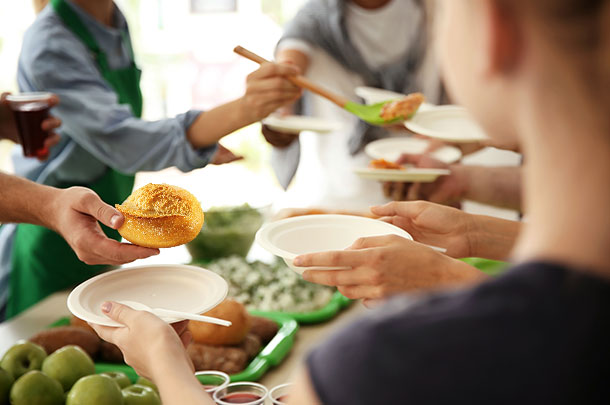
0, 0, 521, 265
0, 0, 309, 209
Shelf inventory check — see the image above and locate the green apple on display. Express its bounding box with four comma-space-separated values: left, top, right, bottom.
0, 367, 14, 405
66, 374, 124, 405
122, 384, 161, 405
0, 341, 47, 380
101, 371, 131, 389
41, 345, 95, 391
136, 376, 159, 394
9, 370, 63, 405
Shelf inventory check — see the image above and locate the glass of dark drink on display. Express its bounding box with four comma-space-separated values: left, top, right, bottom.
5, 92, 54, 159
270, 382, 293, 404
212, 382, 268, 405
195, 371, 230, 395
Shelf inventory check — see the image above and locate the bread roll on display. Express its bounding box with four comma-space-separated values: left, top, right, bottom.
115, 183, 204, 248
188, 299, 251, 346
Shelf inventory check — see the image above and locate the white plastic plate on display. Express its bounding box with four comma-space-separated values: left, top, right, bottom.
354, 167, 450, 182
67, 264, 228, 327
365, 137, 462, 164
256, 214, 412, 274
262, 115, 343, 134
405, 105, 488, 143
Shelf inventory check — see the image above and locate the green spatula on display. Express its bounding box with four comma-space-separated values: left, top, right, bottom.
234, 46, 418, 126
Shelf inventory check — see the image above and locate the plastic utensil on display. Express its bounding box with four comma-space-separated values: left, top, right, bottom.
233, 46, 411, 126
118, 300, 232, 327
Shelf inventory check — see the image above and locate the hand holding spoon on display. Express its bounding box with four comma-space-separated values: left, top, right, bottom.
233, 46, 423, 126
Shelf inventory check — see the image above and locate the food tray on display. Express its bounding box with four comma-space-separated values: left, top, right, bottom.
48, 312, 298, 383
251, 291, 352, 325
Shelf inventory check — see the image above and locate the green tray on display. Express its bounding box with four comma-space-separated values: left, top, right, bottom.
192, 259, 353, 324
462, 257, 509, 276
253, 290, 352, 325
49, 312, 298, 383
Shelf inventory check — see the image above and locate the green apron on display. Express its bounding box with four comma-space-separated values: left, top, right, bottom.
6, 0, 143, 319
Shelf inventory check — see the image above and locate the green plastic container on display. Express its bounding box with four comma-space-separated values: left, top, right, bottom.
48, 312, 298, 383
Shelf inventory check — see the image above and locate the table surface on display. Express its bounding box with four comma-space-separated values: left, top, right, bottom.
0, 290, 366, 389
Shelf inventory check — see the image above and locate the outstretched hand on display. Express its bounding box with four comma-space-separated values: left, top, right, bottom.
294, 233, 486, 305
210, 143, 244, 165
383, 154, 466, 205
371, 200, 474, 258
241, 62, 303, 122
49, 187, 159, 265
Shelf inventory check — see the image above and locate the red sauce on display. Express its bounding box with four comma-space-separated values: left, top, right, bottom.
220, 392, 262, 403
11, 101, 50, 159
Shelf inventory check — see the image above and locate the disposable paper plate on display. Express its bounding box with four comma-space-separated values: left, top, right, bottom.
255, 215, 412, 274
262, 115, 343, 133
354, 167, 450, 182
405, 105, 488, 143
68, 264, 228, 327
365, 137, 462, 164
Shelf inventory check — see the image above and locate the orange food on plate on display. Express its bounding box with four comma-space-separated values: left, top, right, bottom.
369, 159, 405, 170
380, 92, 425, 121
115, 183, 204, 248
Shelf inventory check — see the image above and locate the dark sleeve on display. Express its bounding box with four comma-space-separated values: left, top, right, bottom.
304, 283, 533, 405
304, 295, 456, 405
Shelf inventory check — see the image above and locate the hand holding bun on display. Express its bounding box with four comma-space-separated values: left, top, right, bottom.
115, 183, 204, 248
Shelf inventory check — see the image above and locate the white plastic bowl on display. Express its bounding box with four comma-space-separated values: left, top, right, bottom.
67, 264, 228, 327
255, 215, 413, 274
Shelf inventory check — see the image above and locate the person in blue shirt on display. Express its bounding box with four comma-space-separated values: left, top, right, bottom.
0, 0, 301, 319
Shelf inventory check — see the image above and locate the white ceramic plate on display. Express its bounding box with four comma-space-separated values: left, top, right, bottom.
354, 167, 450, 182
256, 214, 412, 274
67, 264, 228, 327
262, 115, 343, 134
365, 137, 462, 164
405, 105, 488, 143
